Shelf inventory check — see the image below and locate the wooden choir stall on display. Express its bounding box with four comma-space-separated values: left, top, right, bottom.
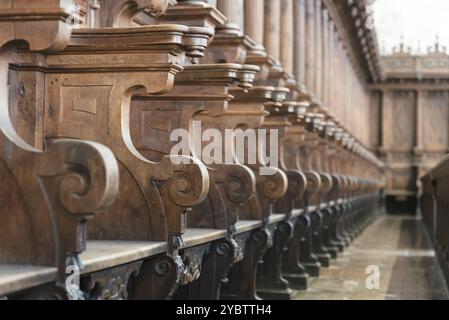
0, 0, 384, 300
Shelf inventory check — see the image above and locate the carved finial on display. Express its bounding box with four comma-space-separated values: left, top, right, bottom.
435, 34, 440, 52
428, 34, 445, 54
392, 35, 412, 55
399, 34, 405, 52
416, 40, 422, 55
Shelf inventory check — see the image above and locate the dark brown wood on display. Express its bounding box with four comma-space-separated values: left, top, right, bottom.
0, 0, 386, 300
173, 238, 238, 300
81, 261, 142, 300
220, 227, 274, 300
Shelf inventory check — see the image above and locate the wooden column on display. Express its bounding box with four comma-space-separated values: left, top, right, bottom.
335, 35, 343, 120
264, 0, 281, 63
216, 0, 244, 34
343, 52, 349, 127
347, 63, 352, 132
322, 7, 329, 107
328, 18, 335, 111
344, 61, 351, 129
416, 89, 425, 150
381, 89, 394, 150
244, 0, 265, 46
305, 0, 316, 95
294, 0, 307, 91
280, 0, 295, 76
314, 0, 323, 102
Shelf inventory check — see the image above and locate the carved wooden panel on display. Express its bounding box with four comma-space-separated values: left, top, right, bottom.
391, 91, 416, 148
423, 91, 449, 147
8, 68, 45, 149
391, 168, 417, 192
60, 84, 111, 130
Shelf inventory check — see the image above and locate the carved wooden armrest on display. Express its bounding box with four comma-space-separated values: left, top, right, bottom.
245, 52, 277, 83
67, 24, 213, 64
202, 31, 258, 65
159, 0, 227, 30
174, 63, 259, 93
0, 0, 75, 52
266, 63, 297, 90
92, 0, 170, 27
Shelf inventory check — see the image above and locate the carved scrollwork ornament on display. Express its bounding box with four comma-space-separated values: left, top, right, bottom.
82, 261, 142, 300
146, 0, 170, 17
229, 238, 243, 263
155, 254, 184, 298
278, 220, 294, 238
155, 254, 183, 278
179, 244, 209, 286
286, 170, 307, 198
234, 233, 250, 263
215, 239, 233, 256
252, 227, 273, 249
226, 174, 253, 205
165, 156, 209, 208
215, 238, 241, 264
262, 168, 288, 200
180, 254, 202, 285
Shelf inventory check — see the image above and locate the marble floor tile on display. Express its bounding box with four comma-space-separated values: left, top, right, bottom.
292, 214, 449, 300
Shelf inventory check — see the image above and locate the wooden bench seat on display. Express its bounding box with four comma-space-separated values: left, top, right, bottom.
0, 227, 231, 297
0, 266, 57, 297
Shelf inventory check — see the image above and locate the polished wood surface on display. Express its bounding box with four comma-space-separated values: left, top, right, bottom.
0, 0, 390, 300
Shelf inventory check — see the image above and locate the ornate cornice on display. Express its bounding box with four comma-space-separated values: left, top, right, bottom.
325, 0, 382, 83
381, 40, 449, 80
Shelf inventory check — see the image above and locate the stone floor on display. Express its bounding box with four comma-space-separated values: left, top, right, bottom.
292, 214, 449, 300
